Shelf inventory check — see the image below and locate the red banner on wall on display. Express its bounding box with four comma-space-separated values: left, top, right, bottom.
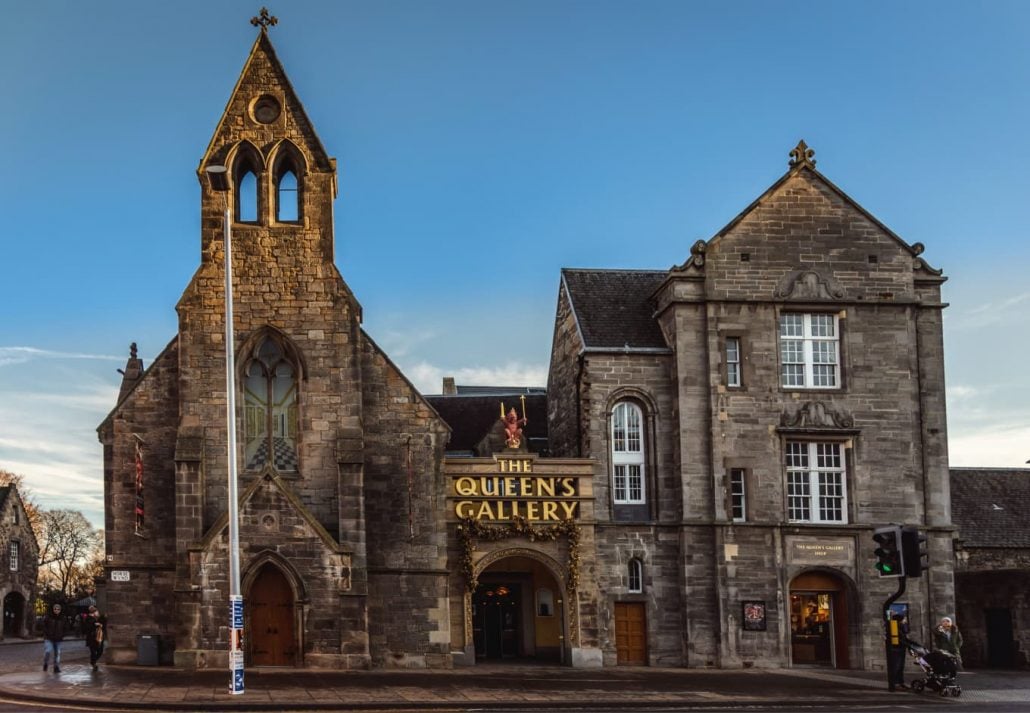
134, 438, 144, 536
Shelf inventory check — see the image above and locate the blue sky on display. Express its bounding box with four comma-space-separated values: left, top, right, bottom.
2, 1, 1028, 527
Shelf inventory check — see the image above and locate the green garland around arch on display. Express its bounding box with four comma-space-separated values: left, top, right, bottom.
456, 515, 580, 593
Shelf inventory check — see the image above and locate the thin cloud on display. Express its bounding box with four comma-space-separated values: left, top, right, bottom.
965, 291, 1030, 316
0, 346, 124, 368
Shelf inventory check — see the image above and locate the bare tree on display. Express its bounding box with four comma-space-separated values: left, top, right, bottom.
38, 509, 102, 598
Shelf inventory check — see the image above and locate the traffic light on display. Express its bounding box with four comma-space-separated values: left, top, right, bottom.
873, 525, 904, 577
902, 526, 928, 578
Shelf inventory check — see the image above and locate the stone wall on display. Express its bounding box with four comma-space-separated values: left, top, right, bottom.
0, 486, 39, 639
98, 339, 180, 662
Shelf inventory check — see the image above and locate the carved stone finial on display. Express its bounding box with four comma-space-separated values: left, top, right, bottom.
911, 242, 925, 256
130, 342, 138, 359
788, 140, 816, 169
250, 7, 278, 31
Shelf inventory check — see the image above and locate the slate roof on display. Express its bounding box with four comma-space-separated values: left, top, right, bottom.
425, 392, 548, 454
561, 269, 669, 351
950, 468, 1030, 548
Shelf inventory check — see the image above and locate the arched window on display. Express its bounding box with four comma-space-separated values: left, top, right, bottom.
627, 558, 643, 593
237, 169, 258, 222
232, 144, 263, 224
611, 402, 645, 505
276, 167, 299, 222
272, 145, 303, 223
243, 335, 299, 472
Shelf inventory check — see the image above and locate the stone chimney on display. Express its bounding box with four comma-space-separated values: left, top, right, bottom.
442, 377, 456, 395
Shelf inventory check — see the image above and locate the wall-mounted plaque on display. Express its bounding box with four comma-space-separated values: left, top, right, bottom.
786, 536, 854, 566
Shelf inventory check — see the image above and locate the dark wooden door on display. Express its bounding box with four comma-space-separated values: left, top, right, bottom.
986, 608, 1014, 668
249, 565, 294, 666
614, 602, 647, 665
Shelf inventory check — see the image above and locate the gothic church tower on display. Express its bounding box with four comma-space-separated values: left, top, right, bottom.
99, 18, 452, 669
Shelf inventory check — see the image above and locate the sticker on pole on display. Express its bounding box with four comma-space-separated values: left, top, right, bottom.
230, 596, 243, 629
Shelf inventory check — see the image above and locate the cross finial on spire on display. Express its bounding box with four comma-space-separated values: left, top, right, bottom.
250, 7, 278, 31
788, 140, 816, 169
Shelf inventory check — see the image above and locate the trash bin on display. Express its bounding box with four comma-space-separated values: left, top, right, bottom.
137, 634, 160, 666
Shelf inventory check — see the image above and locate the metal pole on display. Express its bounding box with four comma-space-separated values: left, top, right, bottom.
882, 576, 907, 692
223, 202, 245, 695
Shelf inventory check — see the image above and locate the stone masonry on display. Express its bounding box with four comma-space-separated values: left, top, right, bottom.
547, 143, 954, 669
98, 28, 450, 669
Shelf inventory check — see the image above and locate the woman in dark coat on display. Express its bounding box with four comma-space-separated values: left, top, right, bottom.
85, 606, 106, 670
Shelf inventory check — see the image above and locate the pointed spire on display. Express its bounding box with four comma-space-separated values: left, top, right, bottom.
116, 342, 145, 404
250, 7, 278, 32
788, 140, 816, 169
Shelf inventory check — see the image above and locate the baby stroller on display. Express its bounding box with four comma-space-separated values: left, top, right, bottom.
906, 641, 962, 697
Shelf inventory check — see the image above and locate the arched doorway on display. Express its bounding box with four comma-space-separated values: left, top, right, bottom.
473, 555, 565, 663
2, 592, 25, 638
248, 564, 296, 666
789, 571, 851, 668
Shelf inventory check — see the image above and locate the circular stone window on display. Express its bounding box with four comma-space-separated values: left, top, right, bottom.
251, 95, 282, 124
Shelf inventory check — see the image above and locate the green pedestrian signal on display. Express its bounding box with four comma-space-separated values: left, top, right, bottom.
873, 525, 904, 578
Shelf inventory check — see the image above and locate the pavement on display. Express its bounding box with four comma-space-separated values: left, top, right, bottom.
0, 639, 1028, 712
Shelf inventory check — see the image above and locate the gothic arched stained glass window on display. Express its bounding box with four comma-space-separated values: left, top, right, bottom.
243, 336, 298, 472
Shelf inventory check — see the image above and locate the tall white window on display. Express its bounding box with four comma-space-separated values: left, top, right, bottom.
726, 337, 742, 388
729, 468, 747, 522
628, 558, 643, 593
779, 313, 840, 389
786, 441, 847, 524
8, 541, 18, 571
612, 402, 645, 505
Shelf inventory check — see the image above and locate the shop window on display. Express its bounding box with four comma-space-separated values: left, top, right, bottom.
536, 588, 554, 617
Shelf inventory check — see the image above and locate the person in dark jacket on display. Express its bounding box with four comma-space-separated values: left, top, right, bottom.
933, 616, 963, 664
85, 605, 106, 670
42, 603, 67, 673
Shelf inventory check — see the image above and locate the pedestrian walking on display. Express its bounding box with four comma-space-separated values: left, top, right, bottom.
42, 603, 67, 673
85, 605, 106, 670
933, 616, 963, 663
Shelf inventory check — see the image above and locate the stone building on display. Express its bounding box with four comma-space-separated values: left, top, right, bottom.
951, 467, 1030, 669
545, 141, 955, 668
98, 26, 452, 669
98, 18, 957, 672
0, 484, 39, 640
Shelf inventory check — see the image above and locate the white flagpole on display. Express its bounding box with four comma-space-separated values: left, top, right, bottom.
224, 200, 244, 695
208, 164, 245, 695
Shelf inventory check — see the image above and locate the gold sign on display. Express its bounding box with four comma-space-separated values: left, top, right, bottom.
786, 537, 854, 565
450, 457, 582, 522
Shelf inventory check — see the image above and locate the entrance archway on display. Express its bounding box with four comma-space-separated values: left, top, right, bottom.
2, 592, 26, 637
789, 571, 851, 668
247, 563, 297, 666
473, 555, 565, 662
